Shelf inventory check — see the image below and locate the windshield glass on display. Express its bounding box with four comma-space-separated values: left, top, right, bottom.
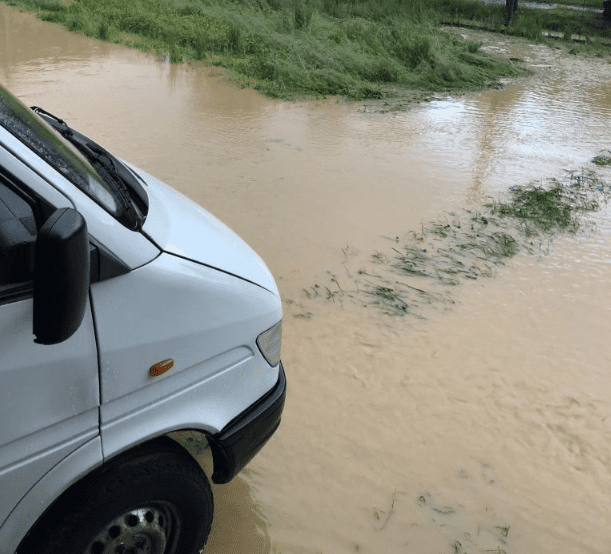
0, 84, 119, 215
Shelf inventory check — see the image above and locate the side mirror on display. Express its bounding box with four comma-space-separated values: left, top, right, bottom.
33, 208, 89, 345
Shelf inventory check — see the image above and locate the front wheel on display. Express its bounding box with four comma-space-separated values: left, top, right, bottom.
19, 437, 214, 554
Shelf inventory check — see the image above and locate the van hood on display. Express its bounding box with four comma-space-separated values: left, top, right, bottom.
133, 166, 279, 297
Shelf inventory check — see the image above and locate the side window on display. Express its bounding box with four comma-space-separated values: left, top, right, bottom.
0, 166, 130, 304
0, 171, 44, 301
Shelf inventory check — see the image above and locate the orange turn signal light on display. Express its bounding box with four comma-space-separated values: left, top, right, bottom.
150, 359, 175, 377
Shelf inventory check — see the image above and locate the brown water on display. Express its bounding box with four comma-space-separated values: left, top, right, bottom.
2, 5, 611, 553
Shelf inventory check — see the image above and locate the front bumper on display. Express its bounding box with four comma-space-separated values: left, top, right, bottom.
207, 363, 286, 484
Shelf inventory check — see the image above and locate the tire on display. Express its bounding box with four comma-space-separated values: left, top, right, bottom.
18, 437, 214, 554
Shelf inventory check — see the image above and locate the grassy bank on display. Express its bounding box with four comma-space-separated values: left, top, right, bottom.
435, 0, 611, 46
1, 0, 525, 99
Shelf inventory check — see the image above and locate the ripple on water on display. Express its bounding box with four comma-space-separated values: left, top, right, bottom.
2, 4, 611, 552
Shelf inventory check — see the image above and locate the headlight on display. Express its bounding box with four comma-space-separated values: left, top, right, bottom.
256, 320, 282, 367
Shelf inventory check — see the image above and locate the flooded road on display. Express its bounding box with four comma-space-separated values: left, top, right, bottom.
2, 4, 611, 553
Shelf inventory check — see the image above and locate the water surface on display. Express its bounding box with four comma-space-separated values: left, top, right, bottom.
2, 5, 611, 553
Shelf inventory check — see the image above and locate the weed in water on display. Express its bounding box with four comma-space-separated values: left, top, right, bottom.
307, 168, 611, 317
592, 150, 611, 166
487, 179, 597, 232
364, 284, 410, 315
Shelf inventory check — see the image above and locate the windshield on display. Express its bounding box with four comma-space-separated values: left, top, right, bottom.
0, 84, 119, 215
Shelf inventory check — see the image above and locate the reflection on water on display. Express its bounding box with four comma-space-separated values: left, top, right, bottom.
208, 472, 272, 554
1, 4, 610, 553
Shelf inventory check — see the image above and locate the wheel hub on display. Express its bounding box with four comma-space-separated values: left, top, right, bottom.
85, 504, 178, 554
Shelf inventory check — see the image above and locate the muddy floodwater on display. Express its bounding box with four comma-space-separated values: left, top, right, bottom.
2, 4, 611, 553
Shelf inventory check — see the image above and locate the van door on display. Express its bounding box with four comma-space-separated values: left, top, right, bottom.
0, 171, 99, 529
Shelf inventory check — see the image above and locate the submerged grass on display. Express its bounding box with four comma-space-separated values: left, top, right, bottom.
592, 150, 611, 165
0, 0, 524, 99
304, 168, 611, 317
487, 177, 598, 231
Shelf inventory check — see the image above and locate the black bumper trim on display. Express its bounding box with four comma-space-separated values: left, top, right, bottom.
207, 363, 286, 484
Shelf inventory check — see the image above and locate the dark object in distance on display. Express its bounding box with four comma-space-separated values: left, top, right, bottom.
506, 0, 518, 24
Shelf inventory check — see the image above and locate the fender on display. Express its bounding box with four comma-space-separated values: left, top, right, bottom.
1, 437, 102, 554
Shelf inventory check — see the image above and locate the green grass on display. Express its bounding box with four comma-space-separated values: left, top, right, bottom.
3, 0, 608, 98
433, 0, 611, 46
487, 179, 596, 231
0, 0, 524, 100
592, 150, 611, 165
308, 167, 611, 317
514, 6, 611, 40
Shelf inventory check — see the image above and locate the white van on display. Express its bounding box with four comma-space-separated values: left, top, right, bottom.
0, 84, 286, 554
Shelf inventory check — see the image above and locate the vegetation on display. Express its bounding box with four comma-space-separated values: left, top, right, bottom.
0, 0, 525, 99
592, 150, 611, 165
2, 0, 609, 99
435, 0, 611, 46
304, 166, 611, 317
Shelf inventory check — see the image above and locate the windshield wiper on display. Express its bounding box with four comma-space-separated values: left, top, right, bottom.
30, 106, 147, 231
75, 140, 141, 230
30, 106, 73, 138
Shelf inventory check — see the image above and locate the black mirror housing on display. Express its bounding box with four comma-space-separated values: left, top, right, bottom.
33, 208, 89, 345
